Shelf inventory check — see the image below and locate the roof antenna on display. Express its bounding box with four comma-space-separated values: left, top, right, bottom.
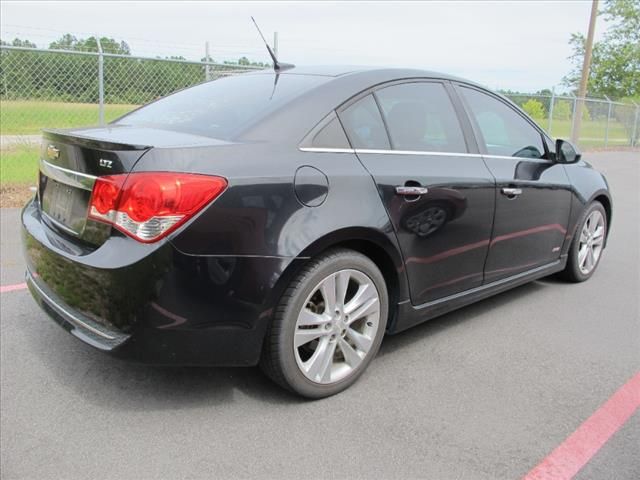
251, 16, 294, 71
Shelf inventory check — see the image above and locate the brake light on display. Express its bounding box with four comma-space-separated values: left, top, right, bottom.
88, 172, 227, 242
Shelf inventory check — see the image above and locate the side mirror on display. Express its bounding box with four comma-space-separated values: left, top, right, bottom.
555, 139, 581, 164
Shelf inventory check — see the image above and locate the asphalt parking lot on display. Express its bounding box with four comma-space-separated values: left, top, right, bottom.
1, 151, 638, 480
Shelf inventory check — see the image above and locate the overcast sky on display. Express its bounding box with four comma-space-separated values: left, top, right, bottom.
1, 1, 605, 92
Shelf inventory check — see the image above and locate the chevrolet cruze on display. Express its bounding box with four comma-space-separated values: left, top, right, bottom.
22, 66, 612, 398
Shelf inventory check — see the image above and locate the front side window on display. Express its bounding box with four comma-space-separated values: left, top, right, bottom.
339, 95, 390, 149
460, 86, 545, 159
375, 82, 467, 153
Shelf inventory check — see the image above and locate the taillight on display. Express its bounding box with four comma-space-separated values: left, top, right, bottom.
88, 172, 227, 243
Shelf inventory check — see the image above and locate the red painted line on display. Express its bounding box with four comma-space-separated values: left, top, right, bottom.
405, 223, 568, 267
418, 272, 483, 296
491, 223, 567, 246
0, 282, 28, 293
405, 239, 490, 265
150, 301, 188, 329
523, 372, 640, 480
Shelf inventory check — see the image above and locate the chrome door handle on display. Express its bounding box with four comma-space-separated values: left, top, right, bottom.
501, 187, 522, 197
395, 186, 429, 196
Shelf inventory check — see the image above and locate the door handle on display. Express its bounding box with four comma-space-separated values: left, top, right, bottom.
501, 187, 522, 197
395, 186, 429, 196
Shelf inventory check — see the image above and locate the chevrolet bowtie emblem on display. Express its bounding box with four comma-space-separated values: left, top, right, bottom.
47, 145, 60, 160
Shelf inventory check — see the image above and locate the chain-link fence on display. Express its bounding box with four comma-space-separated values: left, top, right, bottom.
503, 92, 639, 148
1, 44, 639, 148
0, 44, 262, 141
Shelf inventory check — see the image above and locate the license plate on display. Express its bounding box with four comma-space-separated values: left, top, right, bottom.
41, 179, 87, 233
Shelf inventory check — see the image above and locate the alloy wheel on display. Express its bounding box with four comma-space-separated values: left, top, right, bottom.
293, 269, 380, 384
578, 210, 605, 275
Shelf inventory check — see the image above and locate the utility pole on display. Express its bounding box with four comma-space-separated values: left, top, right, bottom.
273, 32, 279, 58
572, 0, 598, 144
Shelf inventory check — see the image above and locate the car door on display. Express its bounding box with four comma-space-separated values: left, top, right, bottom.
455, 84, 572, 282
338, 81, 495, 305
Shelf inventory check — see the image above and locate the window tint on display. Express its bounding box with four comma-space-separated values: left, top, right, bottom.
339, 95, 390, 149
116, 73, 328, 140
460, 87, 545, 159
375, 82, 467, 153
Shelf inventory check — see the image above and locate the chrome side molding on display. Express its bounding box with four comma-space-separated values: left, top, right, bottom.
299, 146, 532, 161
298, 147, 356, 154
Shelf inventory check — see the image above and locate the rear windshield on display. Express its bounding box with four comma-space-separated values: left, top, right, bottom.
115, 73, 328, 139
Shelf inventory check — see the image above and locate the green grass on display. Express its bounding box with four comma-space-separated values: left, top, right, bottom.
0, 99, 138, 189
0, 100, 139, 135
530, 118, 632, 147
0, 145, 39, 184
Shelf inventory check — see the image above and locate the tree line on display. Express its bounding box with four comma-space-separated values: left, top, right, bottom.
501, 0, 638, 142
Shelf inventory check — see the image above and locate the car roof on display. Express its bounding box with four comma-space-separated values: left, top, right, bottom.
249, 64, 469, 82
249, 65, 367, 77
248, 65, 489, 97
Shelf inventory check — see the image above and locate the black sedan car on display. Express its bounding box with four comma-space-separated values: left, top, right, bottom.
22, 66, 612, 398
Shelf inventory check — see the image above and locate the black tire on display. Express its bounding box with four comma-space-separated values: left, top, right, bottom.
560, 201, 608, 282
260, 248, 389, 399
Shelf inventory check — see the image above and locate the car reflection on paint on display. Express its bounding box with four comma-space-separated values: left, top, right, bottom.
401, 188, 468, 238
514, 159, 554, 181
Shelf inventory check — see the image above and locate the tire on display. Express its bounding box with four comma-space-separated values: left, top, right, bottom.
260, 248, 389, 398
560, 201, 608, 282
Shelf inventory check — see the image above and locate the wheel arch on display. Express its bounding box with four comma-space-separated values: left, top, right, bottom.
590, 190, 613, 246
264, 227, 409, 336
593, 193, 612, 227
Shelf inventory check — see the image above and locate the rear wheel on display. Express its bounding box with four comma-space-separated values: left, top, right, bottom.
260, 249, 388, 398
561, 201, 607, 282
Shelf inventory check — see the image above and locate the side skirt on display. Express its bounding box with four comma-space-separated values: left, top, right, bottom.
391, 257, 567, 334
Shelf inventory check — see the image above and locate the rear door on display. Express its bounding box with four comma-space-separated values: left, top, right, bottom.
338, 81, 495, 305
455, 85, 572, 282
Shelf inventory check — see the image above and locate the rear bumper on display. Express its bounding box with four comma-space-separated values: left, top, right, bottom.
22, 199, 297, 366
26, 269, 130, 350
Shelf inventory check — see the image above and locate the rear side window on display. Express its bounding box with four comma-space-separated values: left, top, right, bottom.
375, 82, 467, 153
339, 95, 390, 149
310, 115, 350, 149
460, 86, 545, 158
116, 73, 328, 140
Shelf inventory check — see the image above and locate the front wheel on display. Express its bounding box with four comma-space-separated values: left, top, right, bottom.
260, 249, 388, 398
560, 201, 608, 282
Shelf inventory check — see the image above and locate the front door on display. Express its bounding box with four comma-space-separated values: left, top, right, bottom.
338, 81, 495, 305
456, 85, 572, 282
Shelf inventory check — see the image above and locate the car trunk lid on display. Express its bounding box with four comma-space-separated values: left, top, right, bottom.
38, 126, 229, 246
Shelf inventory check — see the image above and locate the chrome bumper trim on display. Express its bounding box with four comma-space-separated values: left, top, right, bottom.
26, 271, 117, 341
